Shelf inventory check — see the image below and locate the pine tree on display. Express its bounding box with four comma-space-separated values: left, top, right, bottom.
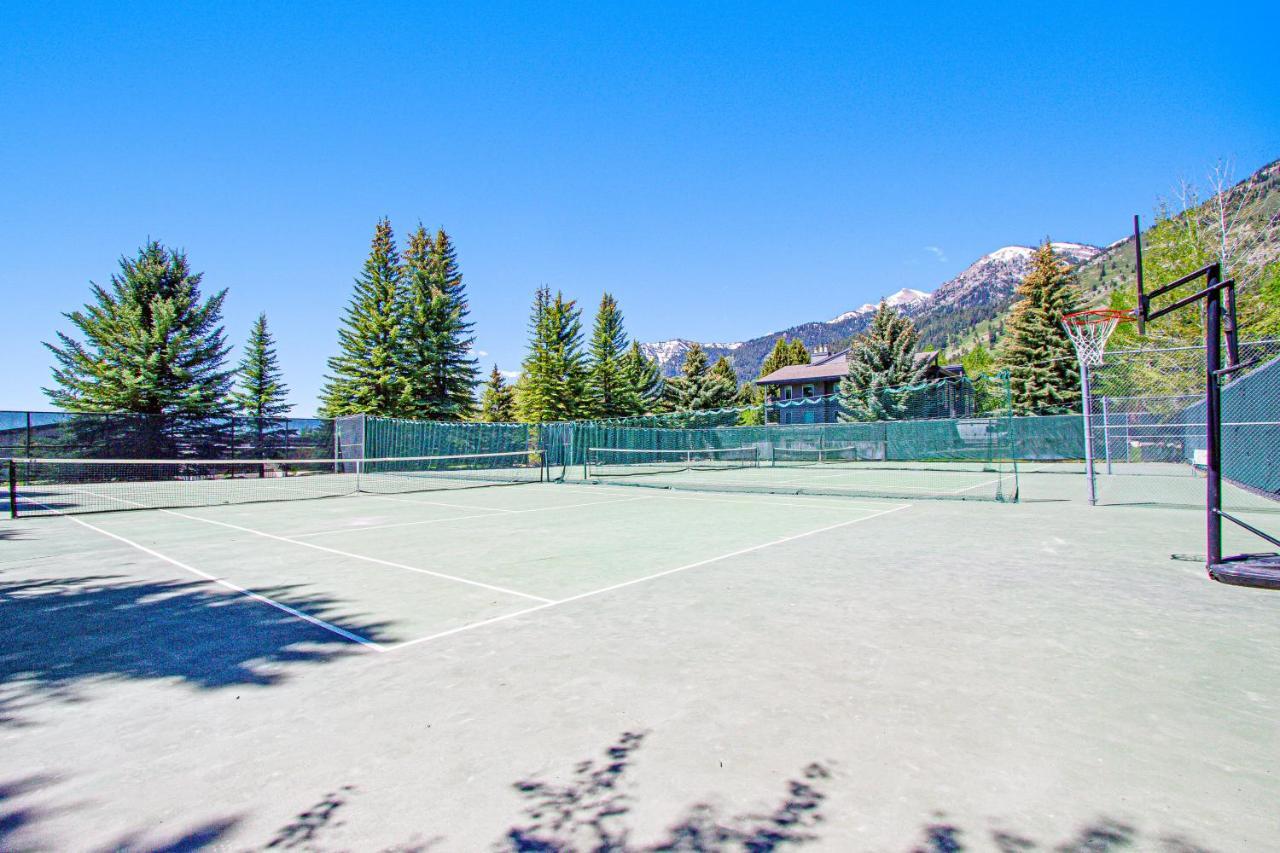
760, 336, 811, 376
586, 293, 636, 417
232, 313, 290, 418
760, 337, 792, 377
45, 240, 233, 418
515, 287, 589, 422
319, 219, 407, 417
399, 226, 479, 420
429, 229, 479, 417
620, 341, 663, 415
664, 344, 737, 411
707, 356, 740, 407
996, 241, 1082, 415
838, 301, 928, 421
478, 364, 517, 422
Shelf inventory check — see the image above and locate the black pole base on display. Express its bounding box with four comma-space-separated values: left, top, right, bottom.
1208, 554, 1280, 590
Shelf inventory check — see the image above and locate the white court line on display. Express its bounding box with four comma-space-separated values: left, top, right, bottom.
62, 489, 554, 604
386, 502, 913, 651
291, 495, 660, 538
770, 469, 1002, 493
17, 497, 384, 650
632, 489, 905, 513
945, 477, 1003, 495
360, 492, 522, 512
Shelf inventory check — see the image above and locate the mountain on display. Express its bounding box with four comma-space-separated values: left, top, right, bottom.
640, 156, 1280, 380
642, 247, 1099, 380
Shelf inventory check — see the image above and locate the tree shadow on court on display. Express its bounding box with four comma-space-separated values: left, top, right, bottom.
912, 812, 1216, 852
263, 785, 444, 852
498, 731, 830, 851
0, 772, 240, 852
0, 573, 392, 726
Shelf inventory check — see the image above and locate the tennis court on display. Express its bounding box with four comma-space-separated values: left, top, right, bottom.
3, 470, 1278, 849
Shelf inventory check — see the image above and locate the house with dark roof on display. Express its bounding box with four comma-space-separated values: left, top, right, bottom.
756, 346, 968, 424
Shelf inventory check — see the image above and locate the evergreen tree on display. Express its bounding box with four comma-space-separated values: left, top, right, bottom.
515, 287, 589, 422
45, 240, 233, 418
232, 313, 290, 418
478, 364, 517, 422
399, 226, 479, 420
429, 229, 479, 417
996, 241, 1082, 415
586, 293, 636, 417
707, 356, 740, 407
620, 341, 663, 415
760, 337, 792, 377
759, 336, 811, 376
319, 219, 407, 417
838, 301, 928, 421
664, 344, 737, 411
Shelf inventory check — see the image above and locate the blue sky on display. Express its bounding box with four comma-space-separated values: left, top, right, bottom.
1, 2, 1276, 415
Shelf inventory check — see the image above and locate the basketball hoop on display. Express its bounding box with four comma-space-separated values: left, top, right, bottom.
1062, 308, 1135, 367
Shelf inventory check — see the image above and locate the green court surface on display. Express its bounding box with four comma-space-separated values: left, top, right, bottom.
2, 478, 1278, 850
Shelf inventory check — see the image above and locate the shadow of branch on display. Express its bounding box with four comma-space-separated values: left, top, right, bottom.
0, 574, 392, 726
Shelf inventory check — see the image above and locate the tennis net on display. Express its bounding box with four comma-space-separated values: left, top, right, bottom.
6, 450, 545, 517
585, 446, 759, 478
771, 445, 867, 466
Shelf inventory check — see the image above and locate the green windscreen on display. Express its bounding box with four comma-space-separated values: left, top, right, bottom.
556, 373, 1019, 502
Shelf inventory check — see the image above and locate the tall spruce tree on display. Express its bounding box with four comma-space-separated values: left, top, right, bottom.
997, 241, 1081, 414
760, 336, 811, 377
478, 364, 517, 422
45, 240, 233, 419
232, 313, 290, 418
426, 229, 478, 418
707, 356, 740, 407
587, 293, 636, 417
664, 344, 736, 411
319, 219, 407, 417
837, 301, 928, 421
620, 341, 663, 415
515, 287, 589, 422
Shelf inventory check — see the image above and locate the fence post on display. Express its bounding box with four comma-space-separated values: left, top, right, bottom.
8, 458, 17, 519
1101, 396, 1112, 475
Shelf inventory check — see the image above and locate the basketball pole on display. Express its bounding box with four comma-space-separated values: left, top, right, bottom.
1080, 361, 1097, 505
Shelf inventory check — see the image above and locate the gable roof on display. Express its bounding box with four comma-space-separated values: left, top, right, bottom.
756, 349, 949, 385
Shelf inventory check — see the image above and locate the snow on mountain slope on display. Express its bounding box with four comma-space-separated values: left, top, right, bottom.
641, 242, 1101, 377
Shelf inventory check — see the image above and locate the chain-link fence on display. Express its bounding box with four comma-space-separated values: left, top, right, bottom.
1084, 338, 1280, 511
0, 411, 336, 461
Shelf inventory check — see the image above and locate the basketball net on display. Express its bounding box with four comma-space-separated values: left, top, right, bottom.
1062, 309, 1134, 367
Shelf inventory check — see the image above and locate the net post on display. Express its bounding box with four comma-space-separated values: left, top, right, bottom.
8, 458, 16, 519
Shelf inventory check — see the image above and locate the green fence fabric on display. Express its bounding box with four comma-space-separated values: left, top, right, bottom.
0, 410, 334, 460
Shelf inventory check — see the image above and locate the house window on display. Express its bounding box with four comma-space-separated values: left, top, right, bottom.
783, 387, 793, 400
802, 384, 815, 398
